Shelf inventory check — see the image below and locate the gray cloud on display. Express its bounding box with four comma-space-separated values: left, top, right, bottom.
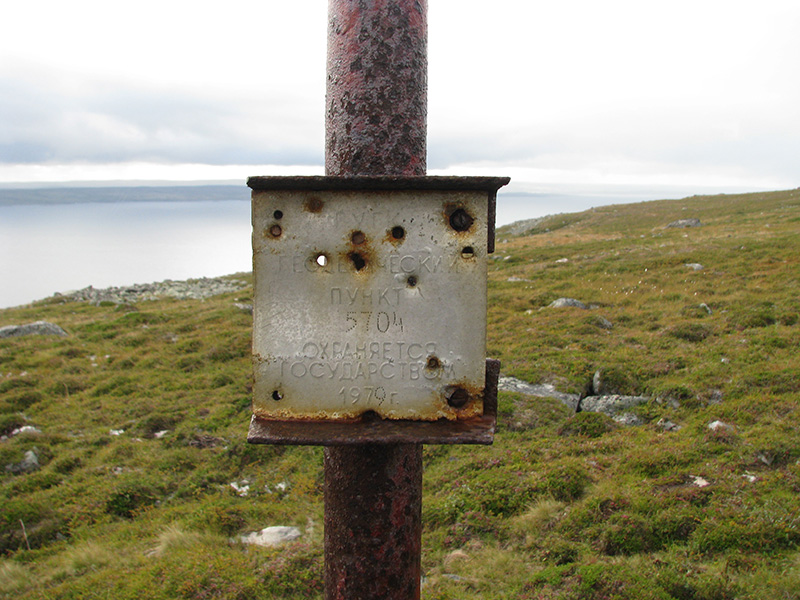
0, 69, 324, 167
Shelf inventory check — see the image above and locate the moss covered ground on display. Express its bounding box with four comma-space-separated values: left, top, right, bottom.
2, 188, 800, 599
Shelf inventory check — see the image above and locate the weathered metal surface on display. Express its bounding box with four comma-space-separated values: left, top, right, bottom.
324, 443, 422, 600
248, 358, 499, 445
248, 176, 508, 252
251, 179, 507, 422
326, 0, 427, 177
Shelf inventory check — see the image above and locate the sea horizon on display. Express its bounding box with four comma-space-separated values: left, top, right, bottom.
0, 182, 776, 310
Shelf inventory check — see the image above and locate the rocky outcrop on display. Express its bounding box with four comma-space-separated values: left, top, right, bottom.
498, 376, 580, 412
0, 321, 68, 338
579, 394, 650, 424
667, 218, 702, 228
54, 277, 248, 305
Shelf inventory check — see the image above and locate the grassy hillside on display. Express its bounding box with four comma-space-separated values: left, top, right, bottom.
2, 188, 799, 599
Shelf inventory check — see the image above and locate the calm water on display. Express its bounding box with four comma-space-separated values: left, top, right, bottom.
0, 192, 657, 310
0, 201, 252, 309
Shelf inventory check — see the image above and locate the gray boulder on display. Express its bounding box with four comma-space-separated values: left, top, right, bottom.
0, 321, 68, 338
667, 218, 702, 228
549, 297, 588, 309
5, 449, 40, 474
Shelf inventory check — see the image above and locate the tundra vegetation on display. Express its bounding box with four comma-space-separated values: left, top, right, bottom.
2, 188, 799, 599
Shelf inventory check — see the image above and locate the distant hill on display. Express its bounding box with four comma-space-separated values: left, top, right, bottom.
0, 184, 248, 207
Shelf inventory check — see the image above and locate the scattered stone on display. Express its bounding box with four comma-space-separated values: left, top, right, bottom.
506, 276, 529, 282
613, 413, 643, 426
655, 394, 682, 409
579, 395, 649, 418
233, 302, 253, 314
53, 277, 248, 306
656, 418, 681, 432
498, 376, 580, 412
186, 434, 226, 449
690, 476, 711, 488
685, 263, 704, 271
109, 429, 125, 436
548, 297, 588, 309
5, 449, 40, 474
667, 218, 702, 228
699, 303, 712, 314
0, 321, 68, 338
555, 258, 569, 263
153, 430, 169, 439
9, 425, 42, 437
230, 480, 250, 497
594, 316, 614, 330
756, 452, 774, 466
706, 389, 724, 404
239, 526, 301, 547
742, 472, 758, 483
265, 481, 290, 497
708, 420, 733, 432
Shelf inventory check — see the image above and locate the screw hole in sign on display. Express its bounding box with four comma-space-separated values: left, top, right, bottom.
316, 253, 329, 267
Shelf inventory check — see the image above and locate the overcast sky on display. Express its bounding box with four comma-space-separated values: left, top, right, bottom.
1, 0, 798, 198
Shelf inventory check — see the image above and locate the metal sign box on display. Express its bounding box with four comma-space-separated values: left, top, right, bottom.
249, 176, 508, 436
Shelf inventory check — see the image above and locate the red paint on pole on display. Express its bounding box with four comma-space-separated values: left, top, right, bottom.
326, 0, 427, 177
324, 1, 428, 598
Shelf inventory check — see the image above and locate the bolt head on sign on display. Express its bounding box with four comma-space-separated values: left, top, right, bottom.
250, 177, 507, 422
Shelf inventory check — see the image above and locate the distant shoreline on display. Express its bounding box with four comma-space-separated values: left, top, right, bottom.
0, 184, 248, 207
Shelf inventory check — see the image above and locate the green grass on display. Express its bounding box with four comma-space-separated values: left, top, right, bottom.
2, 188, 800, 599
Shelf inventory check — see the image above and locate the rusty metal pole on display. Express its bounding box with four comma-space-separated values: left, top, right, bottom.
324, 1, 427, 599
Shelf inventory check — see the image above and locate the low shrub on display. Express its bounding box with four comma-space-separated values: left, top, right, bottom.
559, 412, 615, 438
105, 484, 158, 519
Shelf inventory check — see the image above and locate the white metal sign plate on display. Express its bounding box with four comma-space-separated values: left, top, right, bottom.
252, 188, 488, 421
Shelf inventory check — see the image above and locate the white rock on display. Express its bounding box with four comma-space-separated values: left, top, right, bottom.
656, 418, 681, 432
239, 526, 301, 547
707, 420, 732, 431
10, 425, 41, 436
230, 480, 250, 497
109, 429, 125, 436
